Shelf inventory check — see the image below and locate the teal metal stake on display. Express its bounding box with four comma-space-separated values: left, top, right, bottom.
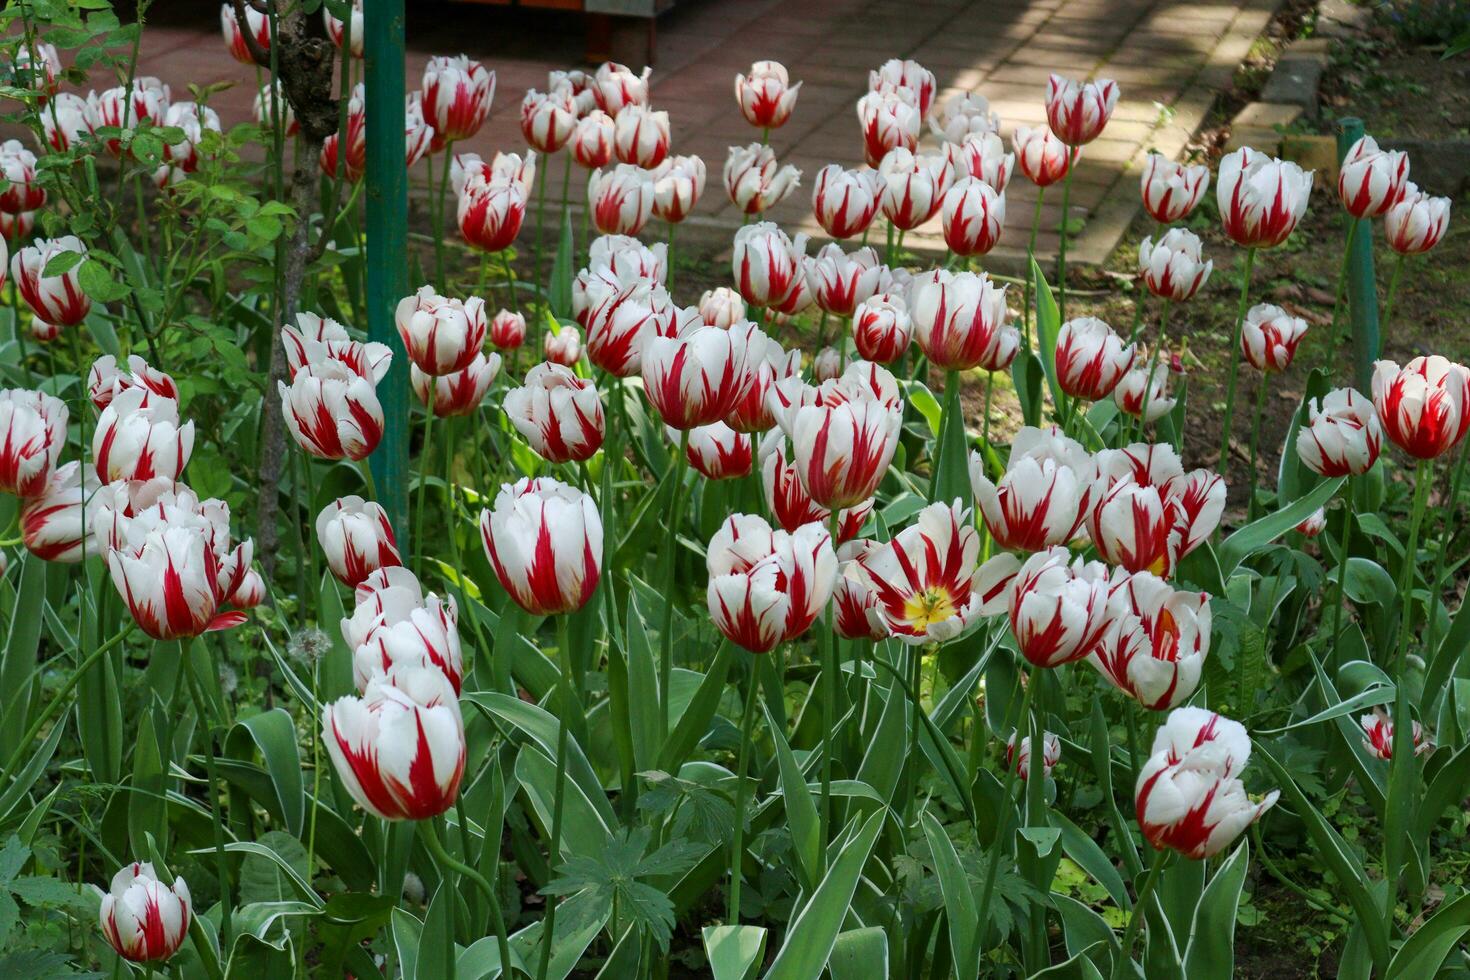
1337, 117, 1380, 391
365, 0, 412, 548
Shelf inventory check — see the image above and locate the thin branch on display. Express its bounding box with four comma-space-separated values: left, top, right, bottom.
231, 0, 271, 68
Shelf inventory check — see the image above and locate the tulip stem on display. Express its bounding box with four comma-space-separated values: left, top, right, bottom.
455, 794, 514, 979
417, 817, 500, 920
1382, 252, 1406, 334
1245, 374, 1270, 519
727, 654, 762, 922
1131, 301, 1171, 443
433, 142, 454, 293
666, 220, 678, 294
658, 430, 691, 740
1425, 445, 1469, 664
1325, 479, 1355, 659
975, 662, 1036, 947
1057, 168, 1073, 323
414, 406, 435, 567
1323, 218, 1358, 372
533, 153, 548, 300
819, 509, 844, 861
184, 653, 233, 952
1114, 846, 1169, 978
1218, 247, 1257, 488
501, 251, 518, 325
1023, 187, 1045, 351
536, 614, 577, 980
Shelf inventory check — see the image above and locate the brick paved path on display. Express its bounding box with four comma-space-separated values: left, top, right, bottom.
126, 0, 1278, 267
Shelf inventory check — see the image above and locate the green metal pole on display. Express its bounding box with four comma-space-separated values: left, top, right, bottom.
364, 0, 412, 548
1337, 117, 1380, 391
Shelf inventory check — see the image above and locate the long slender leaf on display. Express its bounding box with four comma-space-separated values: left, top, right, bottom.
1182, 840, 1250, 980
763, 701, 821, 892
921, 809, 979, 979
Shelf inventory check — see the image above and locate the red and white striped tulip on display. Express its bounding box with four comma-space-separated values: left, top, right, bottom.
856, 89, 921, 168
1385, 183, 1451, 255
942, 176, 1005, 256
854, 500, 982, 644
394, 285, 487, 377
13, 41, 61, 97
1135, 707, 1278, 859
457, 174, 527, 251
316, 495, 403, 588
878, 146, 955, 231
20, 462, 98, 563
582, 274, 674, 377
583, 235, 668, 288
158, 101, 222, 180
253, 81, 298, 136
1217, 147, 1313, 249
1139, 228, 1212, 302
544, 327, 582, 367
735, 61, 801, 129
588, 164, 655, 235
1087, 444, 1224, 576
451, 151, 536, 198
1295, 506, 1327, 538
505, 362, 605, 464
1013, 126, 1077, 188
1371, 355, 1470, 460
1360, 709, 1432, 761
346, 574, 463, 694
651, 154, 706, 222
570, 110, 615, 169
480, 477, 602, 615
931, 92, 1000, 145
282, 314, 392, 383
92, 387, 194, 484
1241, 303, 1308, 372
812, 165, 883, 240
1140, 153, 1209, 224
549, 68, 598, 116
732, 221, 808, 308
324, 0, 364, 57
42, 92, 96, 152
489, 309, 527, 351
1056, 316, 1135, 401
99, 863, 191, 964
592, 62, 652, 117
832, 540, 888, 641
724, 143, 801, 215
869, 58, 936, 119
808, 244, 883, 317
908, 269, 1012, 372
1091, 570, 1210, 710
103, 513, 250, 641
759, 435, 874, 543
642, 322, 760, 429
1296, 387, 1381, 477
1045, 73, 1118, 146
769, 259, 817, 320
12, 236, 91, 327
698, 287, 747, 329
1337, 135, 1409, 219
727, 343, 800, 433
678, 421, 753, 480
521, 88, 577, 154
89, 77, 170, 156
987, 546, 1115, 667
971, 426, 1093, 552
278, 360, 386, 461
1007, 731, 1061, 780
706, 514, 838, 653
89, 355, 178, 414
412, 353, 499, 418
220, 3, 269, 63
422, 55, 494, 146
1114, 368, 1172, 424
613, 105, 670, 168
0, 141, 44, 213
323, 666, 466, 820
852, 293, 912, 364
812, 348, 843, 383
958, 132, 1014, 194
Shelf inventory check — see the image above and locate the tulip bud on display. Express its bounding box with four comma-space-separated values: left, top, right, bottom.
1384, 183, 1450, 255
971, 426, 1093, 552
1045, 73, 1118, 146
1135, 707, 1278, 859
1113, 360, 1176, 422
611, 104, 670, 168
317, 495, 403, 588
346, 573, 463, 694
986, 546, 1114, 667
1007, 731, 1061, 780
651, 154, 706, 223
20, 461, 98, 563
942, 176, 1006, 256
869, 58, 936, 119
735, 61, 802, 129
99, 863, 191, 963
908, 269, 1012, 372
521, 87, 577, 154
678, 421, 753, 479
324, 0, 364, 57
732, 222, 808, 308
698, 287, 747, 329
706, 513, 838, 652
42, 92, 96, 152
549, 68, 598, 115
1371, 355, 1470, 460
570, 110, 615, 169
1295, 507, 1327, 538
808, 244, 883, 318
593, 62, 652, 117
1138, 228, 1212, 302
231, 569, 266, 608
1296, 387, 1381, 477
727, 344, 800, 433
1337, 135, 1409, 219
220, 2, 269, 63
412, 353, 500, 418
1055, 317, 1135, 401
0, 140, 44, 214
422, 55, 494, 146
588, 164, 655, 235
931, 91, 1000, 145
480, 477, 603, 615
1217, 147, 1313, 249
489, 309, 528, 351
724, 143, 802, 215
1241, 303, 1308, 372
92, 387, 194, 484
851, 500, 982, 644
1087, 445, 1224, 577
831, 540, 888, 640
394, 285, 487, 377
812, 165, 883, 240
323, 666, 466, 820
279, 360, 387, 461
878, 146, 955, 231
505, 363, 605, 464
642, 323, 759, 430
1090, 569, 1210, 710
11, 236, 92, 327
457, 174, 527, 252
847, 293, 908, 364
769, 362, 903, 510
1140, 153, 1209, 223
1013, 126, 1077, 188
856, 89, 921, 168
1360, 709, 1432, 761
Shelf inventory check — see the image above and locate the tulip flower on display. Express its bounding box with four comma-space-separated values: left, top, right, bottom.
1055, 316, 1135, 401
346, 577, 463, 694
324, 0, 364, 57
812, 164, 883, 240
505, 363, 605, 464
1138, 228, 1212, 303
316, 495, 403, 588
89, 77, 171, 157
851, 500, 982, 644
811, 348, 843, 383
0, 141, 44, 214
489, 309, 527, 351
1087, 444, 1224, 576
931, 91, 1000, 145
279, 360, 386, 461
321, 86, 434, 181
1241, 303, 1308, 372
158, 101, 222, 179
86, 355, 177, 412
724, 143, 801, 215
956, 132, 1014, 195
457, 173, 527, 251
727, 344, 801, 433
1296, 387, 1382, 477
281, 316, 391, 386
521, 88, 577, 154
13, 41, 61, 96
651, 154, 706, 223
870, 58, 936, 119
253, 80, 299, 136
769, 260, 818, 320
942, 176, 1006, 256
698, 287, 747, 329
451, 151, 537, 198
676, 421, 752, 480
832, 540, 888, 641
735, 61, 801, 129
549, 68, 598, 115
1135, 707, 1278, 859
582, 274, 674, 377
1090, 570, 1210, 710
856, 89, 921, 168
1217, 147, 1313, 249
1371, 356, 1470, 460
1384, 183, 1451, 255
584, 235, 668, 287
1360, 709, 1432, 761
877, 146, 954, 231
42, 92, 96, 152
323, 666, 466, 820
593, 62, 651, 117
1295, 507, 1327, 537
1114, 363, 1173, 425
221, 2, 269, 63
1013, 126, 1077, 188
1337, 135, 1409, 219
1007, 732, 1061, 780
92, 387, 195, 484
11, 236, 92, 327
970, 426, 1092, 553
544, 327, 582, 367
851, 293, 912, 364
759, 434, 873, 541
570, 110, 615, 169
808, 244, 883, 318
393, 285, 487, 377
908, 269, 1012, 372
588, 164, 655, 235
480, 477, 602, 616
421, 55, 494, 147
412, 353, 500, 418
612, 105, 670, 168
1045, 73, 1118, 147
769, 361, 904, 510
642, 323, 759, 430
98, 863, 191, 963
20, 462, 98, 563
1140, 153, 1209, 224
103, 512, 250, 641
706, 514, 837, 653
983, 546, 1114, 667
732, 222, 808, 309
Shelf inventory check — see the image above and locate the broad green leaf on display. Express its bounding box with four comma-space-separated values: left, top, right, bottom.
238, 831, 310, 905
393, 907, 424, 980
514, 745, 616, 862
229, 709, 305, 836
904, 382, 942, 436
224, 932, 294, 978
1031, 942, 1108, 979
416, 881, 457, 980
502, 888, 609, 980
549, 208, 574, 319
1031, 258, 1064, 411
1012, 350, 1045, 427
1218, 477, 1344, 575
0, 721, 64, 824
1182, 840, 1249, 980
828, 926, 888, 979
921, 809, 979, 980
625, 588, 663, 771
0, 554, 44, 761
197, 842, 323, 908
128, 707, 166, 859
1257, 684, 1394, 734
658, 642, 734, 773
1385, 891, 1470, 979
929, 375, 971, 506
702, 924, 767, 980
595, 925, 643, 978
1053, 811, 1128, 909
763, 702, 820, 892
